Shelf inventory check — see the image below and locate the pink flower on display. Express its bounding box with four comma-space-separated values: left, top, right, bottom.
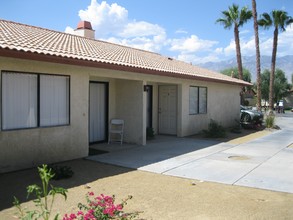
83, 209, 95, 220
77, 211, 84, 216
70, 213, 77, 219
103, 207, 115, 217
63, 214, 70, 220
116, 204, 123, 211
63, 192, 136, 220
88, 192, 94, 196
63, 213, 77, 220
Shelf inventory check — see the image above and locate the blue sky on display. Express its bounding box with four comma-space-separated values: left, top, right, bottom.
1, 0, 293, 64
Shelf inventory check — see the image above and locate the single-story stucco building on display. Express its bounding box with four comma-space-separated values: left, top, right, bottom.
0, 19, 250, 173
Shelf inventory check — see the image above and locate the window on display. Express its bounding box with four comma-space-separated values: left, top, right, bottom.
199, 87, 207, 114
189, 86, 198, 114
40, 75, 69, 126
189, 86, 207, 114
2, 71, 70, 130
2, 73, 38, 130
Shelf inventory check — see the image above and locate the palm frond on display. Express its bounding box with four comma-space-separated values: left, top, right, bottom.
238, 6, 252, 27
258, 13, 272, 29
272, 10, 293, 32
216, 11, 233, 29
286, 17, 293, 26
229, 4, 239, 21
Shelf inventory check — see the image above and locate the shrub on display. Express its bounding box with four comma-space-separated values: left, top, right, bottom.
63, 192, 140, 220
146, 127, 155, 139
230, 119, 242, 134
265, 115, 275, 128
203, 119, 226, 138
244, 100, 249, 106
48, 165, 74, 180
13, 164, 68, 220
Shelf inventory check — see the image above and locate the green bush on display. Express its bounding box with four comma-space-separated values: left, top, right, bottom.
230, 119, 242, 134
146, 127, 155, 139
64, 193, 140, 220
244, 100, 249, 106
48, 165, 74, 180
13, 164, 68, 220
265, 115, 275, 128
203, 119, 226, 138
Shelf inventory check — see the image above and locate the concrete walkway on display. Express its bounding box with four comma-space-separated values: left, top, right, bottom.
88, 114, 293, 194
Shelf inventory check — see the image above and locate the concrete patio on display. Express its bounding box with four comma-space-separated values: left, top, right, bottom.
88, 114, 293, 194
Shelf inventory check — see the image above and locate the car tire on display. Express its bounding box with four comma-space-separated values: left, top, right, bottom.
241, 113, 251, 123
241, 113, 252, 129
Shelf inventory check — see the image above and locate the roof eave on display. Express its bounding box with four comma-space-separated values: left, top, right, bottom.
0, 48, 251, 87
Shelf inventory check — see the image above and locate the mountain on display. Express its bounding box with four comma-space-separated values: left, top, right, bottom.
198, 55, 293, 82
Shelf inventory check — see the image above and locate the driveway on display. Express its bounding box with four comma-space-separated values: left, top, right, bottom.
88, 114, 293, 194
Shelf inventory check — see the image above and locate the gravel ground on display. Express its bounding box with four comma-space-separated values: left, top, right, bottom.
1, 129, 293, 220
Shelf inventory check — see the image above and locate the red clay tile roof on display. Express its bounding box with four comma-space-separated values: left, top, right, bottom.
0, 19, 250, 86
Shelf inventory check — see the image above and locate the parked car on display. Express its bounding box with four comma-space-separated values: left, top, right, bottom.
240, 105, 263, 128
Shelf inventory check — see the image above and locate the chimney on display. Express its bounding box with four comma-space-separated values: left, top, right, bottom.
74, 21, 95, 39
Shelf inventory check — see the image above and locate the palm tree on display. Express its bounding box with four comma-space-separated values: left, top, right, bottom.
216, 4, 252, 104
251, 0, 262, 111
258, 10, 293, 112
216, 4, 252, 81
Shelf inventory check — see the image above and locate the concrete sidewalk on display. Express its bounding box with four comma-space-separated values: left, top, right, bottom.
88, 115, 293, 193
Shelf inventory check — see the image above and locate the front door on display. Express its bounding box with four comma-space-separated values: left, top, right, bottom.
89, 82, 108, 143
159, 85, 177, 135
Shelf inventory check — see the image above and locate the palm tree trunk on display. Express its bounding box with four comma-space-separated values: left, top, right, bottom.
252, 0, 262, 111
234, 26, 243, 80
269, 27, 278, 112
234, 25, 244, 105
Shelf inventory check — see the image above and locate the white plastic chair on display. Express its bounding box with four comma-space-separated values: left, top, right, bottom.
108, 119, 124, 145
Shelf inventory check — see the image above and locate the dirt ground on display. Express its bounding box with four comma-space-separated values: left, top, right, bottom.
1, 128, 293, 220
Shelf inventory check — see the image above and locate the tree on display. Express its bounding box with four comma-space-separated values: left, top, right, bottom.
221, 67, 251, 82
260, 69, 270, 103
258, 10, 293, 111
274, 69, 291, 102
261, 69, 290, 104
216, 4, 252, 82
289, 73, 293, 90
221, 67, 252, 105
251, 0, 262, 110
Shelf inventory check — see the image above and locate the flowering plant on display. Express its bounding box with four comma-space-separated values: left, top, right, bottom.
13, 164, 68, 220
63, 192, 139, 220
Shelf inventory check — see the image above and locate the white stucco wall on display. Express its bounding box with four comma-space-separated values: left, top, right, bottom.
0, 57, 150, 172
0, 56, 242, 172
145, 81, 240, 137
115, 79, 145, 144
208, 83, 241, 125
0, 57, 89, 173
180, 81, 241, 136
